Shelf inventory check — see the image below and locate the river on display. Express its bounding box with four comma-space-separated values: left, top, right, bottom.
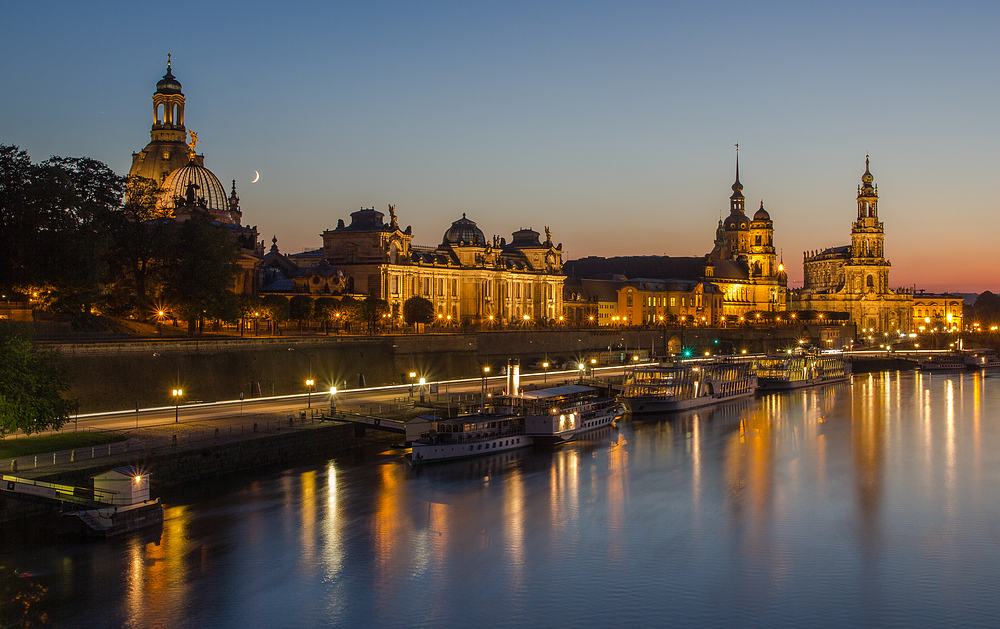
6, 370, 1000, 627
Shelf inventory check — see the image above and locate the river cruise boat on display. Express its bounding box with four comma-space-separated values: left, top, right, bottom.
618, 360, 757, 414
919, 353, 967, 371
523, 384, 625, 442
753, 354, 851, 390
964, 349, 1000, 369
407, 410, 532, 464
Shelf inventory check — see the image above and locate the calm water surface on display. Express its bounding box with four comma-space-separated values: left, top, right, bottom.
8, 370, 1000, 628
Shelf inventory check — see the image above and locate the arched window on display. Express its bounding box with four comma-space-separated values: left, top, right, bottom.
866, 275, 874, 291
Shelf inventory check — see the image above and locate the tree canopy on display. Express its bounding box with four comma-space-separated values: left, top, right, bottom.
0, 326, 74, 436
402, 296, 435, 325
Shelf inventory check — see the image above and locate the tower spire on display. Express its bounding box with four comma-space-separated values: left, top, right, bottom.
729, 144, 745, 212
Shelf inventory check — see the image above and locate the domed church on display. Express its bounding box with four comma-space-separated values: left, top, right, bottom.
129, 57, 263, 293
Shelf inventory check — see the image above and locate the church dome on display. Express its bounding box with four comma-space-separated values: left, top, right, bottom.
157, 160, 230, 218
443, 214, 486, 246
753, 202, 770, 221
156, 66, 183, 95
723, 214, 749, 231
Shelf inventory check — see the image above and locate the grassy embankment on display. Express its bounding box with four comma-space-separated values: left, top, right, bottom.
0, 433, 126, 459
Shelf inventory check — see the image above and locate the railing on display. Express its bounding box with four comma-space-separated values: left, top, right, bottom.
1, 414, 331, 473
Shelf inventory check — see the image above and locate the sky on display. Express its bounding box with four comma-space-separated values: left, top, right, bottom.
4, 1, 998, 292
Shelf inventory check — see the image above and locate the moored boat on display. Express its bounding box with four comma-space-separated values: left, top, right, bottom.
754, 354, 851, 390
408, 411, 531, 464
963, 349, 1000, 369
523, 384, 625, 442
919, 353, 966, 371
618, 360, 757, 414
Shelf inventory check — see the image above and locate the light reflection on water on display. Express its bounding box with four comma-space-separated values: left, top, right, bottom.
8, 371, 1000, 627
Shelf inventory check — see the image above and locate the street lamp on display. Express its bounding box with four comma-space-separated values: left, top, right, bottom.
409, 371, 417, 397
481, 366, 490, 413
329, 386, 337, 412
305, 378, 315, 409
288, 347, 314, 407
542, 361, 549, 383
419, 377, 426, 403
172, 388, 183, 423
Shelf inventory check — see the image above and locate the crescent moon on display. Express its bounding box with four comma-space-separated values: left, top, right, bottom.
251, 170, 260, 183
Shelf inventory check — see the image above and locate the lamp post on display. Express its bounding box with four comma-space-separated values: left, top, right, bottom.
172, 387, 183, 423
154, 352, 182, 422
288, 347, 314, 407
542, 361, 549, 384
409, 371, 417, 397
578, 362, 585, 383
419, 377, 426, 403
481, 366, 490, 413
329, 386, 337, 412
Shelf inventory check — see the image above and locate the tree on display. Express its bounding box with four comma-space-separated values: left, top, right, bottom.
260, 295, 290, 334
237, 294, 262, 335
0, 326, 74, 436
27, 156, 124, 317
338, 295, 361, 333
160, 212, 241, 335
104, 175, 171, 318
973, 292, 1000, 326
289, 296, 314, 331
357, 295, 390, 335
402, 296, 435, 326
314, 297, 339, 334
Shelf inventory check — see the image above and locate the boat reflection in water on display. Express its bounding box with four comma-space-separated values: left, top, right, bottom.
14, 370, 1000, 628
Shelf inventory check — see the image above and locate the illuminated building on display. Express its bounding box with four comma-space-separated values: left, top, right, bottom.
789, 157, 913, 334
563, 154, 786, 322
912, 291, 964, 332
128, 58, 263, 294
318, 207, 565, 324
707, 153, 788, 314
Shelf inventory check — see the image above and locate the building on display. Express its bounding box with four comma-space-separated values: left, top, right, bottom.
789, 157, 913, 334
707, 154, 788, 315
617, 279, 724, 325
563, 154, 787, 323
912, 291, 963, 332
128, 58, 263, 295
318, 206, 565, 324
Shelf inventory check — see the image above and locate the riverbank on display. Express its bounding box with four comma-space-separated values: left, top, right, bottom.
0, 412, 400, 526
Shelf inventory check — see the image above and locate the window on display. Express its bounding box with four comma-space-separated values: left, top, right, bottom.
391, 276, 399, 295
452, 279, 457, 296
670, 297, 676, 307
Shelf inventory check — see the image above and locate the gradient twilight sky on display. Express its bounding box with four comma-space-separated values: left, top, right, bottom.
4, 1, 998, 292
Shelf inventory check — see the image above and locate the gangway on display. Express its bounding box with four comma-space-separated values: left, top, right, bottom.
326, 411, 406, 434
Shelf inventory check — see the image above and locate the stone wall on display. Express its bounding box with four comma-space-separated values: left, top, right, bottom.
55, 325, 855, 412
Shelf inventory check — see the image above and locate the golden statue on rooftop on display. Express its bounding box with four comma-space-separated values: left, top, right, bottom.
188, 130, 200, 157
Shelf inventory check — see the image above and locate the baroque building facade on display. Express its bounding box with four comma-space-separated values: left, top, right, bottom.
563, 154, 786, 324
319, 206, 565, 324
707, 155, 788, 315
129, 58, 263, 295
789, 157, 913, 334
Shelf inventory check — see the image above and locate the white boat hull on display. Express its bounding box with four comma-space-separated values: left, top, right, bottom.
620, 388, 755, 414
525, 406, 622, 442
410, 434, 532, 464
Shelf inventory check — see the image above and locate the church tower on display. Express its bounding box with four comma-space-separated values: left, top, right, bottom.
721, 151, 750, 255
748, 200, 776, 277
845, 156, 890, 294
129, 55, 204, 185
